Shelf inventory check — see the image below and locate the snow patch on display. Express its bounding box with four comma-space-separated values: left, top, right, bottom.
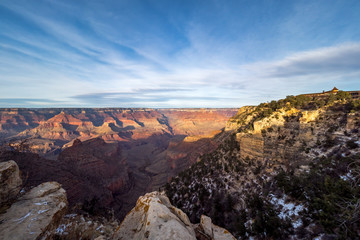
13, 211, 32, 224
269, 194, 305, 228
37, 209, 49, 214
56, 224, 67, 234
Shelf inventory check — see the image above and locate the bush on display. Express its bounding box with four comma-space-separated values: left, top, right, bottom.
275, 156, 360, 238
346, 140, 358, 149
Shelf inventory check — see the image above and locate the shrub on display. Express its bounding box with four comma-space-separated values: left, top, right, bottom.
346, 140, 358, 149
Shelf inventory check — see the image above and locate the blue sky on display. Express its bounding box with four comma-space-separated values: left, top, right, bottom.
0, 0, 360, 108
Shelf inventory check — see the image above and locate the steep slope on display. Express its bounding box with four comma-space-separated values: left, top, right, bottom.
166, 93, 360, 239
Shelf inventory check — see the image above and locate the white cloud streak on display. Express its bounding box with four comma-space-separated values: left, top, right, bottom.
0, 1, 359, 107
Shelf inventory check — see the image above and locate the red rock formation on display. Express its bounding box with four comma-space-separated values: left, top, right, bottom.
2, 108, 236, 157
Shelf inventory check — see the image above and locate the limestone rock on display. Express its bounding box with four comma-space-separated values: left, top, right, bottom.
346, 112, 360, 131
0, 182, 68, 240
300, 109, 322, 123
212, 224, 236, 240
200, 215, 213, 238
114, 191, 196, 240
237, 133, 264, 160
0, 160, 22, 205
198, 215, 236, 240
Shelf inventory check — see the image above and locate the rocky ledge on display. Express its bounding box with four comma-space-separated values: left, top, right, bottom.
113, 191, 235, 240
0, 160, 234, 239
0, 161, 68, 240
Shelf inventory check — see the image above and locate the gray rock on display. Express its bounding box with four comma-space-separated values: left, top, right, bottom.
0, 160, 22, 205
0, 182, 68, 240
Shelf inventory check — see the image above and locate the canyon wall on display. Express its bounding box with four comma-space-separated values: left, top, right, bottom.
229, 105, 360, 171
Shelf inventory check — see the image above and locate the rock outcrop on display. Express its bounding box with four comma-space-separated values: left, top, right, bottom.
0, 181, 67, 240
195, 215, 236, 240
0, 160, 22, 205
113, 191, 235, 240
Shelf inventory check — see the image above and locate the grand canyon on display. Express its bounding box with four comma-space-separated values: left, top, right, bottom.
0, 108, 237, 218
1, 1, 359, 239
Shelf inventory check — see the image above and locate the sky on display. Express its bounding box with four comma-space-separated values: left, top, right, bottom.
0, 0, 360, 108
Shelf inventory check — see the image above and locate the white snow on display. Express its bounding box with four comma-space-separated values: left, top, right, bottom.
313, 233, 325, 240
269, 194, 305, 228
37, 209, 49, 214
292, 218, 303, 228
13, 211, 32, 224
56, 224, 67, 234
340, 171, 355, 181
96, 224, 104, 231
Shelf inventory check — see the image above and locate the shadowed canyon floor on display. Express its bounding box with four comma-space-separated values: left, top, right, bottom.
0, 108, 237, 218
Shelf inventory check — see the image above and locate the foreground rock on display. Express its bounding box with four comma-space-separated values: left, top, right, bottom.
113, 191, 235, 240
0, 160, 22, 205
196, 215, 236, 240
0, 182, 68, 240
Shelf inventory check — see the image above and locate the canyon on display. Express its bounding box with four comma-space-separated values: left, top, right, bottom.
0, 108, 237, 218
1, 94, 360, 239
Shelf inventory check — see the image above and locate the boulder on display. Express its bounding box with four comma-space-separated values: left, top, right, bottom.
0, 160, 22, 205
0, 182, 68, 240
198, 215, 236, 240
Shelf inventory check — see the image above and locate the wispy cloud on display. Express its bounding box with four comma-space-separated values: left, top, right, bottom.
0, 1, 360, 107
268, 43, 360, 78
0, 98, 63, 107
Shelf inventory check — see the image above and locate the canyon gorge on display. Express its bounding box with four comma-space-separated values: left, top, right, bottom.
0, 108, 237, 219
